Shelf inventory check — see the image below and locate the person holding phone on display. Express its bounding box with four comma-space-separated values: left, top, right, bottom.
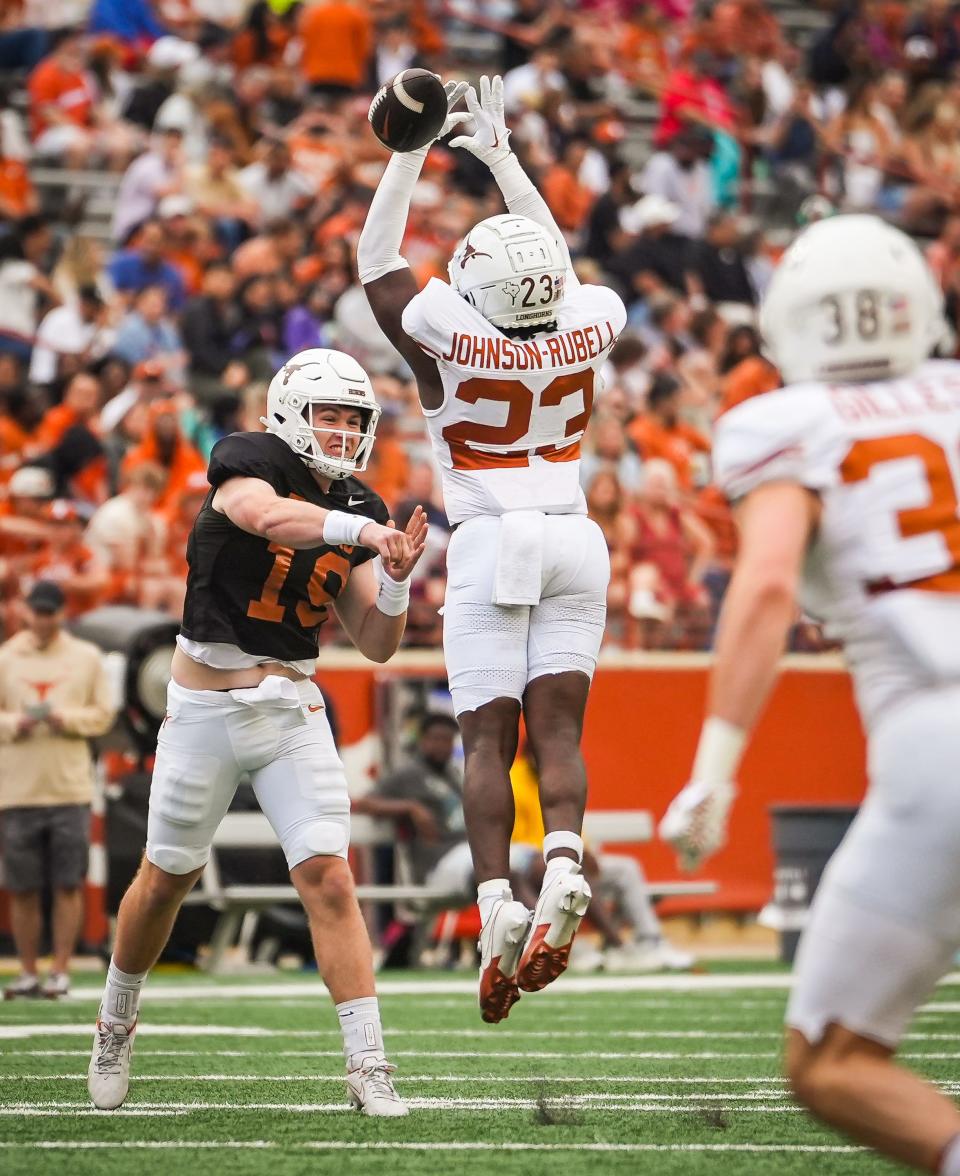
0, 579, 116, 999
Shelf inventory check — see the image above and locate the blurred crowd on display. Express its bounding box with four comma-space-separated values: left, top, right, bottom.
1, 0, 959, 651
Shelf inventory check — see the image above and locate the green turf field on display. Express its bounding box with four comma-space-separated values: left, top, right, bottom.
3, 965, 956, 1175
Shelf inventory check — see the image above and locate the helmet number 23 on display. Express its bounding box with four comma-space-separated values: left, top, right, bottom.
821, 290, 880, 345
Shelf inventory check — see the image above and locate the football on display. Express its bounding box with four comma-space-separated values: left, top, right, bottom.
368, 68, 448, 153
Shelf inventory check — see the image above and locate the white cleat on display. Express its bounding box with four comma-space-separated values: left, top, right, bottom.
41, 972, 70, 999
478, 891, 533, 1024
3, 973, 40, 1000
88, 1017, 136, 1109
603, 939, 696, 973
517, 864, 592, 993
346, 1058, 409, 1116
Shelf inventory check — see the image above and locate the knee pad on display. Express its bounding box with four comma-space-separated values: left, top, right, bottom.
146, 842, 209, 875
284, 813, 351, 870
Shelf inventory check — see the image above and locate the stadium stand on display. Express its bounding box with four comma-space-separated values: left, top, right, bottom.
5, 0, 957, 655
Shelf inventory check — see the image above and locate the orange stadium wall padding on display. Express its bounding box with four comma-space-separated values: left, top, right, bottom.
316, 651, 868, 914
0, 654, 867, 947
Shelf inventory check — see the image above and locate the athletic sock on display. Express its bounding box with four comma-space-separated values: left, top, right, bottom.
102, 959, 146, 1027
477, 877, 511, 925
337, 996, 386, 1071
541, 831, 584, 890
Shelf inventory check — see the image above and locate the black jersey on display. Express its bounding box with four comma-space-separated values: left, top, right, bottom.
180, 432, 389, 662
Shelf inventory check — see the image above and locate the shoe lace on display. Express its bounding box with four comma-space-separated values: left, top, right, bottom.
94, 1024, 129, 1074
358, 1060, 400, 1101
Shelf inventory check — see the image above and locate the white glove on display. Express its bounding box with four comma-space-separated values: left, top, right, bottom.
659, 779, 737, 872
448, 74, 513, 166
436, 78, 471, 142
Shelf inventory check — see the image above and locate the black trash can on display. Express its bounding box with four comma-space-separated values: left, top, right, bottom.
762, 804, 859, 963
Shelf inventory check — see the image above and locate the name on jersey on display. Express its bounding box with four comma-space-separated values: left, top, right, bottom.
830, 377, 960, 423
440, 321, 618, 371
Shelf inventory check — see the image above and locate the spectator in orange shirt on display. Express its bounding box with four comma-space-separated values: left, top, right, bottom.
27, 35, 96, 167
710, 0, 784, 63
719, 324, 781, 414
0, 465, 55, 565
628, 373, 711, 493
32, 372, 108, 509
120, 399, 205, 517
0, 137, 37, 220
25, 500, 108, 620
619, 4, 669, 89
299, 0, 373, 95
232, 2, 291, 70
34, 373, 101, 453
541, 137, 596, 235
0, 356, 41, 486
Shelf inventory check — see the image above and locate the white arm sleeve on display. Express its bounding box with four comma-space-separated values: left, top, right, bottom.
356, 150, 427, 285
488, 152, 580, 290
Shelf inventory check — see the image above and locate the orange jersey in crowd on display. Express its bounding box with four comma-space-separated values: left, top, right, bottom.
27, 540, 103, 617
0, 159, 35, 217
34, 404, 92, 451
27, 57, 94, 138
720, 356, 781, 415
628, 416, 711, 492
541, 166, 596, 233
120, 407, 206, 517
299, 0, 372, 88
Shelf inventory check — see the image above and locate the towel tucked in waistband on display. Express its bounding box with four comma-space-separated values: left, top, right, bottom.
492, 510, 545, 606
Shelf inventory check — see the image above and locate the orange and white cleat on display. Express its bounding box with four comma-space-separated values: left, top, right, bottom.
478, 891, 533, 1024
516, 864, 592, 993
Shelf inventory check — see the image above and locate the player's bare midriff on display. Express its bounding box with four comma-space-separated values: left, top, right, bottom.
170, 646, 308, 691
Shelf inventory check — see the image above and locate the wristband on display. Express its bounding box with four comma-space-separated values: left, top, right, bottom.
375, 557, 410, 616
323, 510, 374, 547
691, 717, 747, 786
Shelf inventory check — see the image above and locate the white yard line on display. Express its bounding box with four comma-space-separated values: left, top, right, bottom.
2, 1094, 792, 1108
0, 1070, 788, 1082
0, 1140, 865, 1153
54, 975, 801, 1001
0, 1099, 802, 1114
4, 1021, 957, 1043
0, 1109, 184, 1116
0, 1027, 790, 1041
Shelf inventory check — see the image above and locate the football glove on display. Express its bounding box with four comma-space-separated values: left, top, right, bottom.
659, 779, 737, 872
436, 78, 471, 141
448, 74, 513, 166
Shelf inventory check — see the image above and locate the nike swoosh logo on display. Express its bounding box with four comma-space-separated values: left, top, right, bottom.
307, 704, 324, 713
347, 496, 365, 507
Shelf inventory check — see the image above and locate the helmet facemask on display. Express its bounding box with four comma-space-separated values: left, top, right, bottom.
261, 349, 381, 480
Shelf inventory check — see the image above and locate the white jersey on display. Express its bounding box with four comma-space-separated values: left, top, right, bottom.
402, 278, 626, 524
714, 360, 960, 729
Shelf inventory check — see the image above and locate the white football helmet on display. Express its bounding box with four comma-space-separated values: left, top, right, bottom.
760, 214, 945, 385
261, 348, 381, 480
448, 213, 567, 331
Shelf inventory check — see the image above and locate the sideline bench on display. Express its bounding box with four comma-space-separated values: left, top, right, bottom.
185, 808, 715, 972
